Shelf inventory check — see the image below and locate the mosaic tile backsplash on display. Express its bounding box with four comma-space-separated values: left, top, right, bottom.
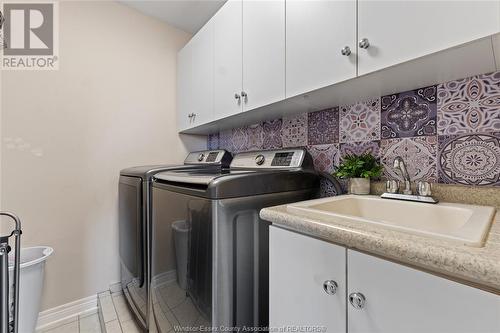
207, 71, 500, 187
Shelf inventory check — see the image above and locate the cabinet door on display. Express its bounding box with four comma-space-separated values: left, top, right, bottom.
190, 21, 214, 126
286, 0, 356, 98
242, 0, 285, 111
358, 0, 500, 75
348, 250, 500, 333
269, 226, 346, 333
213, 0, 243, 119
177, 43, 192, 131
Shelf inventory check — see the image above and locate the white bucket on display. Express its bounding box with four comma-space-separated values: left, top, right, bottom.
9, 246, 54, 333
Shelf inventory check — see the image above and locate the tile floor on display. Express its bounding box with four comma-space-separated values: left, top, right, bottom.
40, 291, 141, 333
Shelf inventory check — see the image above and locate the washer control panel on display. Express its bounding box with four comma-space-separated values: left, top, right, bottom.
271, 152, 295, 166
231, 149, 306, 169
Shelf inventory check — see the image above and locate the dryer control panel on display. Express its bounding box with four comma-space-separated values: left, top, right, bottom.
184, 150, 232, 167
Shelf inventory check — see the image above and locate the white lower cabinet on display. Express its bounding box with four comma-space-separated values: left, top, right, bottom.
269, 226, 346, 333
347, 250, 500, 333
269, 226, 500, 333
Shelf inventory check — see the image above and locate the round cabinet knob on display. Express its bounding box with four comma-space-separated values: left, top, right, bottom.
341, 46, 351, 56
255, 154, 265, 166
197, 153, 205, 162
358, 38, 370, 49
349, 292, 366, 309
323, 280, 338, 295
235, 93, 241, 101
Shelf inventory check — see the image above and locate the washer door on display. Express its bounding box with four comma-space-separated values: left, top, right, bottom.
150, 186, 212, 332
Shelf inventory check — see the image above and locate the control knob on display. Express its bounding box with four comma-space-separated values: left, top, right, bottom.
197, 153, 205, 162
255, 154, 265, 166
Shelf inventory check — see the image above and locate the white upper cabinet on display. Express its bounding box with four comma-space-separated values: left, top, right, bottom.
213, 0, 243, 120
190, 22, 214, 126
348, 250, 500, 333
286, 0, 357, 98
269, 226, 346, 333
357, 0, 500, 75
177, 22, 213, 130
242, 0, 285, 111
177, 44, 193, 131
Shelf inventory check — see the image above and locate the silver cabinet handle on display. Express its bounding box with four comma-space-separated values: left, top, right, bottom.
358, 38, 370, 49
241, 91, 248, 102
234, 93, 241, 101
341, 46, 351, 56
349, 292, 366, 309
323, 280, 338, 295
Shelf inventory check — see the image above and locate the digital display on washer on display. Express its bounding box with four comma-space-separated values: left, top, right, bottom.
206, 152, 219, 163
271, 152, 294, 166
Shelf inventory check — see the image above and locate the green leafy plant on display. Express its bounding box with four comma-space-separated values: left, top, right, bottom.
334, 153, 383, 179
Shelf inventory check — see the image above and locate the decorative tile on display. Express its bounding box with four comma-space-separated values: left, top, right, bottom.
340, 141, 380, 159
262, 119, 283, 149
380, 136, 437, 182
219, 129, 234, 152
381, 85, 437, 139
340, 98, 381, 143
246, 123, 264, 151
307, 108, 339, 145
307, 144, 340, 173
437, 71, 500, 135
438, 133, 500, 186
231, 127, 248, 153
282, 113, 308, 148
319, 177, 341, 197
207, 133, 219, 150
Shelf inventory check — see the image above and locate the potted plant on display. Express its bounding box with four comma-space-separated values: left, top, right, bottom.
334, 153, 383, 195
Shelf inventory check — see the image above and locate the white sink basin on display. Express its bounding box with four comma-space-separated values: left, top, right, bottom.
287, 195, 495, 247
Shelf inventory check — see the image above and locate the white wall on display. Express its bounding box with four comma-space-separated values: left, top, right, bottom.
0, 1, 205, 310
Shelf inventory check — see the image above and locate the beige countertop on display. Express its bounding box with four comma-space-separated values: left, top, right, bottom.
260, 197, 500, 293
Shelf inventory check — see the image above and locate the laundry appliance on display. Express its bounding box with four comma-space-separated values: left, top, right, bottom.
118, 150, 231, 330
149, 148, 319, 332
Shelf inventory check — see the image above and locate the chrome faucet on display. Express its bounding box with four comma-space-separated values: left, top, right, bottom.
381, 156, 438, 204
393, 156, 412, 195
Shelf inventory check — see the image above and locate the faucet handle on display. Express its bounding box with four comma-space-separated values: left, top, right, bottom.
417, 181, 432, 196
385, 180, 399, 193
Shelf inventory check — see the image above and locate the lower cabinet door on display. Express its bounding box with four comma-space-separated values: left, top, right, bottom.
269, 226, 346, 333
347, 250, 500, 333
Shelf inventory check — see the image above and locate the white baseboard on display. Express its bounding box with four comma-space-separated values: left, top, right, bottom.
36, 295, 98, 331
109, 281, 122, 294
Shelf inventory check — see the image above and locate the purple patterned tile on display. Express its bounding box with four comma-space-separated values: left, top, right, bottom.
262, 119, 283, 149
307, 144, 340, 173
307, 108, 339, 145
339, 141, 380, 160
438, 133, 500, 186
380, 136, 437, 182
231, 126, 248, 153
381, 85, 437, 139
340, 98, 381, 143
246, 123, 264, 151
319, 178, 341, 197
219, 129, 234, 152
282, 113, 308, 148
207, 133, 220, 150
437, 71, 500, 135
